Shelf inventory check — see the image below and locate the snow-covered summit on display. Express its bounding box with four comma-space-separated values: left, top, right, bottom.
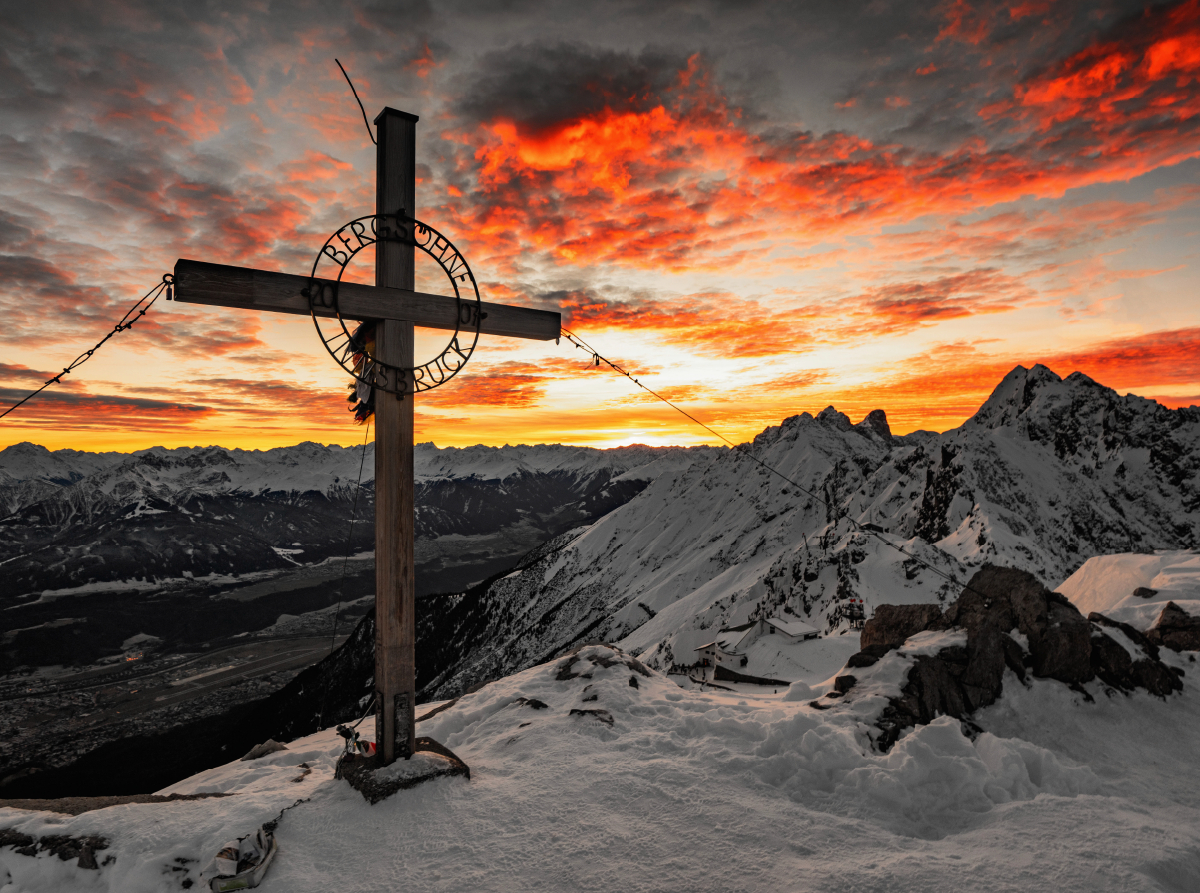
2, 638, 1197, 891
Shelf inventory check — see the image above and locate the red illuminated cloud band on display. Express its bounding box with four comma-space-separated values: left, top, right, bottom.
431, 4, 1200, 274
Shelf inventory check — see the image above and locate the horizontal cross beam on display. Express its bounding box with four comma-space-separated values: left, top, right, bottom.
172, 258, 560, 341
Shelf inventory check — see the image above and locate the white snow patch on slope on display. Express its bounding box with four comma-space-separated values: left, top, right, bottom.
1057, 550, 1200, 628
4, 645, 1198, 891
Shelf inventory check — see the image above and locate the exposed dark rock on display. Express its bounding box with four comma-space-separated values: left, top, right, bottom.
931, 565, 1092, 685
588, 648, 651, 676
1086, 613, 1181, 697
0, 829, 34, 849
1146, 601, 1200, 652
861, 604, 943, 649
1133, 587, 1159, 599
870, 565, 1185, 750
846, 643, 897, 668
569, 708, 614, 725
628, 675, 639, 688
833, 675, 857, 694
516, 697, 549, 710
712, 665, 790, 686
556, 643, 650, 682
878, 654, 970, 747
1088, 612, 1161, 660
0, 829, 109, 870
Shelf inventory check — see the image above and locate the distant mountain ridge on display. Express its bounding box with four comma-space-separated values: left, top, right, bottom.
4, 364, 1198, 689
0, 440, 716, 601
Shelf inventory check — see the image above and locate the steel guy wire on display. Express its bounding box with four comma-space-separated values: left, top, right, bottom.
335, 59, 377, 146
559, 326, 980, 600
1, 275, 173, 420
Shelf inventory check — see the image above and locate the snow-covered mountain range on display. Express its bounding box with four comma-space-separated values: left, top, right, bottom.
0, 440, 712, 599
3, 363, 1197, 689
0, 439, 713, 672
418, 365, 1200, 697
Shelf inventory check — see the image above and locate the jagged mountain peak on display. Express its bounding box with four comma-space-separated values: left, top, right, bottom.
1, 441, 52, 458
856, 409, 893, 442
968, 364, 1061, 430
815, 405, 854, 430
965, 363, 1199, 463
754, 407, 893, 451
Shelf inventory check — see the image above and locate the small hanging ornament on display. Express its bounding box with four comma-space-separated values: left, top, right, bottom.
346, 321, 376, 425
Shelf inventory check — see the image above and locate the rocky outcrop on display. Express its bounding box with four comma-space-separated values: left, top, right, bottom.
935, 564, 1093, 684
859, 605, 944, 649
1146, 601, 1200, 652
1087, 613, 1180, 696
859, 565, 1184, 750
0, 828, 109, 870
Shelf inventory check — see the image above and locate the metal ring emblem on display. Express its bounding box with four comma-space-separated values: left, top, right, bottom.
304, 213, 483, 395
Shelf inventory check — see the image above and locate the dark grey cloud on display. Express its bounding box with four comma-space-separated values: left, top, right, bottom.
0, 385, 210, 414
454, 42, 689, 133
0, 135, 47, 177
0, 363, 56, 386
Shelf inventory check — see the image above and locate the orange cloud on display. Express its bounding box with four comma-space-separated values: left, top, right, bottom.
0, 387, 215, 432
984, 0, 1200, 138
416, 361, 547, 408
437, 40, 1200, 276
937, 0, 995, 45
1048, 326, 1200, 387
417, 357, 594, 409
558, 265, 1029, 357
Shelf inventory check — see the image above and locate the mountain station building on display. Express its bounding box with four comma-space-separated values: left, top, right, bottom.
694, 615, 820, 669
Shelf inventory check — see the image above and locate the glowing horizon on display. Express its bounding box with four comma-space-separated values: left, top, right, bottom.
3, 1, 1199, 454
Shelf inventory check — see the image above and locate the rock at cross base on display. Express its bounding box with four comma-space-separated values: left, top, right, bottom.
1146, 601, 1200, 652
337, 737, 469, 805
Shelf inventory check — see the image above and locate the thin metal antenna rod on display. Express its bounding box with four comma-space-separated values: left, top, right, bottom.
336, 59, 377, 145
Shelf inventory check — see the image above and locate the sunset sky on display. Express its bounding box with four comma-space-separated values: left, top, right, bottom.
2, 0, 1199, 452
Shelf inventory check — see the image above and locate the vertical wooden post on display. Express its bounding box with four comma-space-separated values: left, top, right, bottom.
374, 107, 418, 764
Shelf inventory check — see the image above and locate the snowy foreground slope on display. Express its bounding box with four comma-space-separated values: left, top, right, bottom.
2, 635, 1198, 892
426, 365, 1199, 696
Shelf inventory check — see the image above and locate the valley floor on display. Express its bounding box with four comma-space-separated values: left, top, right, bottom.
2, 643, 1198, 892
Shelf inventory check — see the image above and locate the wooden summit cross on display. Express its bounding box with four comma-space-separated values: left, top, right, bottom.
171, 108, 560, 765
